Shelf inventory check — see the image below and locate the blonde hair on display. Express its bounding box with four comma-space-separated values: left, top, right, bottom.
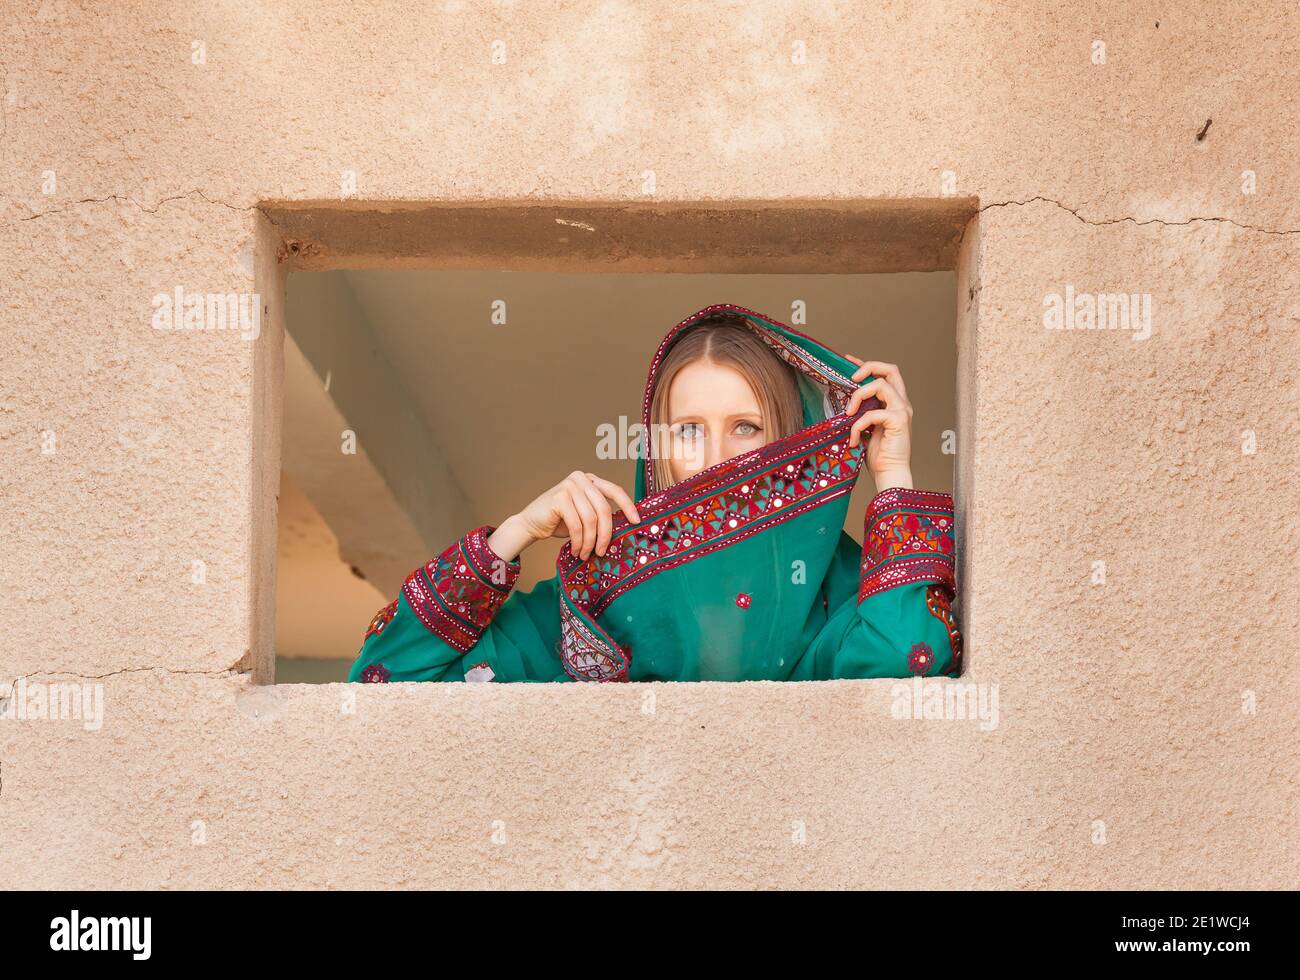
647, 313, 803, 491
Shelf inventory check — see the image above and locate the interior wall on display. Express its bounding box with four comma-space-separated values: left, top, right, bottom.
274, 470, 386, 663
1, 2, 1296, 889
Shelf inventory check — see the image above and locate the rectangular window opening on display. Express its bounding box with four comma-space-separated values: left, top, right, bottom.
256, 201, 979, 685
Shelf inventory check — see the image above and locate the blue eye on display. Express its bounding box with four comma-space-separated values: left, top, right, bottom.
735, 421, 761, 437
678, 423, 703, 441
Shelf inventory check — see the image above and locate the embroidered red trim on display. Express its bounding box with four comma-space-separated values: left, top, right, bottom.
402, 525, 520, 653
858, 487, 956, 602
925, 584, 963, 677
364, 599, 399, 642
359, 663, 391, 683
559, 416, 865, 619
557, 606, 632, 682
462, 525, 520, 589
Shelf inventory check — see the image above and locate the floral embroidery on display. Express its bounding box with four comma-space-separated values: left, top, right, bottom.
364, 599, 398, 642
925, 584, 963, 677
736, 592, 752, 609
402, 525, 520, 653
359, 663, 391, 683
908, 642, 934, 675
858, 487, 956, 602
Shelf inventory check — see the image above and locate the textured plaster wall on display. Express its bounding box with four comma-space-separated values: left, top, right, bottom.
1, 2, 1297, 888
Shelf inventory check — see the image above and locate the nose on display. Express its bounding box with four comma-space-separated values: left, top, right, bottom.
704, 431, 726, 470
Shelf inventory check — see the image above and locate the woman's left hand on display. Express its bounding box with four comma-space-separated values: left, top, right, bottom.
844, 356, 914, 492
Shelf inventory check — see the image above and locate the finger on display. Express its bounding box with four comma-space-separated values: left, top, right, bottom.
851, 360, 907, 400
565, 478, 599, 559
847, 413, 872, 449
554, 491, 583, 547
844, 353, 864, 368
587, 474, 641, 525
574, 474, 614, 557
848, 409, 891, 448
889, 365, 907, 401
586, 474, 641, 525
848, 376, 909, 417
870, 377, 905, 412
849, 359, 875, 382
846, 377, 877, 414
566, 485, 597, 559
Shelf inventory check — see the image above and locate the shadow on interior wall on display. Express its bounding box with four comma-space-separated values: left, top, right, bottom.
276, 659, 355, 684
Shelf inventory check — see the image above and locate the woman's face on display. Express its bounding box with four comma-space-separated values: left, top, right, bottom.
665, 359, 768, 484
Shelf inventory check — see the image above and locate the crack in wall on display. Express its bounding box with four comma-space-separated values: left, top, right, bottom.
16, 188, 266, 221
2, 666, 238, 705
17, 190, 1298, 243
968, 195, 1300, 242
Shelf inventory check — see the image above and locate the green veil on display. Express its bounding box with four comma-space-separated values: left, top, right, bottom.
555, 303, 883, 681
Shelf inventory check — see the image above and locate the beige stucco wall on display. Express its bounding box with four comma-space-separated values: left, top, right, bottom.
1, 2, 1296, 888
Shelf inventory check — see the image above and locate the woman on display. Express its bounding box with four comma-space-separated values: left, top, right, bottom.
348, 303, 960, 683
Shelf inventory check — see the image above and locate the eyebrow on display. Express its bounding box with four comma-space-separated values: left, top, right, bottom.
668, 412, 763, 424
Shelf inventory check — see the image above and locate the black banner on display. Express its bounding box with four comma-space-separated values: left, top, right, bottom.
0, 889, 1282, 965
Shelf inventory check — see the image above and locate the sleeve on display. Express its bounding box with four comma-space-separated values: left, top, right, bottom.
346, 525, 568, 683
800, 487, 963, 679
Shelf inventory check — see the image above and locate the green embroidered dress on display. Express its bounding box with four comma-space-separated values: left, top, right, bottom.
348, 304, 962, 684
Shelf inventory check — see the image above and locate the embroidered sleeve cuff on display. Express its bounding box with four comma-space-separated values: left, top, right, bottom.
858, 487, 956, 602
400, 525, 521, 652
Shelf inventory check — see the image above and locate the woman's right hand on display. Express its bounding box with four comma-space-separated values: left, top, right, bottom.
488, 471, 641, 562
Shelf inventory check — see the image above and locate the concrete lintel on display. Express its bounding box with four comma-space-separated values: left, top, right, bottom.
260, 198, 980, 274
